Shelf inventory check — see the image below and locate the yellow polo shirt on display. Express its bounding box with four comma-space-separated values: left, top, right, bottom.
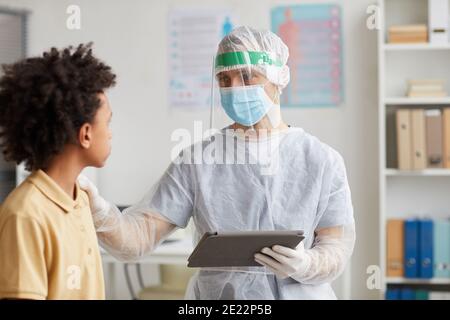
0, 170, 105, 300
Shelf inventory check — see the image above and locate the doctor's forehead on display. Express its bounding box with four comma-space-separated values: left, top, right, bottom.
216, 68, 261, 79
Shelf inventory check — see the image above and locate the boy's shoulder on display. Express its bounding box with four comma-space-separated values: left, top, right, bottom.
0, 178, 47, 222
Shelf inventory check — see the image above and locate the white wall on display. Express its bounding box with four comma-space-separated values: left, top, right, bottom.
0, 0, 379, 299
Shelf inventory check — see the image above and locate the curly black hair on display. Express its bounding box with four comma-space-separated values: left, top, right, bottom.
0, 43, 116, 171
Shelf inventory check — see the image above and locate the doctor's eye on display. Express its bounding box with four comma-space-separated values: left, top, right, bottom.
217, 74, 230, 87
242, 71, 253, 85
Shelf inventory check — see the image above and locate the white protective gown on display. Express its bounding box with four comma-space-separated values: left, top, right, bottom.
144, 126, 355, 299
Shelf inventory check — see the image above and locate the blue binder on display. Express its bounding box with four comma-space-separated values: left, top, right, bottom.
404, 220, 419, 278
433, 220, 450, 278
385, 288, 400, 300
400, 288, 415, 300
418, 219, 434, 278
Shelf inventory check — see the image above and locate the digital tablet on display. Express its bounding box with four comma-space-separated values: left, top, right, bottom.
187, 230, 304, 268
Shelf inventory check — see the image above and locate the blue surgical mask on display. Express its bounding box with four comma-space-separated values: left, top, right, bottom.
219, 84, 277, 126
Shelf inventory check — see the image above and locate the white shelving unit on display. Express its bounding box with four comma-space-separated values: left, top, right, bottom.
385, 97, 450, 105
383, 43, 450, 50
378, 0, 450, 299
387, 277, 450, 285
385, 168, 450, 176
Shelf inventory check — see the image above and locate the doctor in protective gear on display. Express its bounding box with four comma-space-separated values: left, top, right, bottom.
79, 26, 356, 300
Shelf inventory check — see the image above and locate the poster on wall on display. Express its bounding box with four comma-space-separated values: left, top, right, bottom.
168, 8, 236, 110
271, 4, 344, 108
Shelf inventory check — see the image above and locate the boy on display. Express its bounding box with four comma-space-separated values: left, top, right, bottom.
0, 43, 116, 299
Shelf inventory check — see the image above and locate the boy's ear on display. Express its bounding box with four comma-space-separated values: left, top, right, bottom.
78, 123, 92, 149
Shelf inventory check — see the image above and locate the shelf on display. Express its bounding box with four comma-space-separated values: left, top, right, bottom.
384, 97, 450, 105
387, 277, 450, 285
385, 169, 450, 176
383, 43, 450, 51
378, 0, 450, 301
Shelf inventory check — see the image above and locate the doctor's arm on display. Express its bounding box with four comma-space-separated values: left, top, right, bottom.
78, 175, 178, 262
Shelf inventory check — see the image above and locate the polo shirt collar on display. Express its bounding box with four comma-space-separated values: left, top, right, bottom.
28, 169, 85, 213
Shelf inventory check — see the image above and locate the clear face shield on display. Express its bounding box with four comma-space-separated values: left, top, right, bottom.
210, 51, 283, 138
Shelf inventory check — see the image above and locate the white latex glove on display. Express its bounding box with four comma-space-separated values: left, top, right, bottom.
254, 242, 311, 280
77, 174, 109, 215
254, 225, 355, 285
